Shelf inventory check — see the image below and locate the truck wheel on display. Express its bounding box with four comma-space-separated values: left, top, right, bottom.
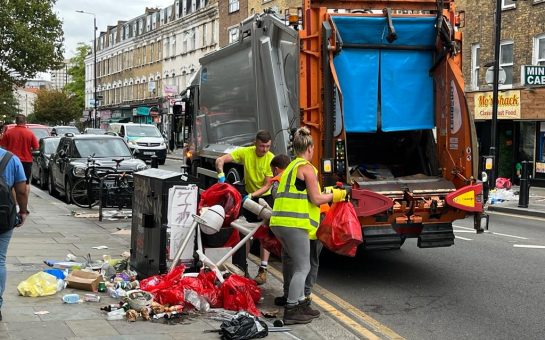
226, 168, 242, 184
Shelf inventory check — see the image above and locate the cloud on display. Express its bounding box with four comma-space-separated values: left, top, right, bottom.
55, 0, 174, 58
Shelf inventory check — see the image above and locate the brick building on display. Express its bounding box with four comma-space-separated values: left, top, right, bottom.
458, 0, 545, 186
218, 0, 248, 47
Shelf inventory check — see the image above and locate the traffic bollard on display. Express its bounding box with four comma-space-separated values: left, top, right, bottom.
150, 155, 158, 168
518, 161, 532, 208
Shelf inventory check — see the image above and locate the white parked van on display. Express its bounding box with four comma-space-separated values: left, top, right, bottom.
108, 123, 167, 164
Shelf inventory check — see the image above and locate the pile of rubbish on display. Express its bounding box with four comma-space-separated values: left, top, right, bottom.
488, 188, 519, 205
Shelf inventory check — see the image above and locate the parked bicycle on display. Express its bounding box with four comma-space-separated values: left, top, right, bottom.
70, 156, 134, 209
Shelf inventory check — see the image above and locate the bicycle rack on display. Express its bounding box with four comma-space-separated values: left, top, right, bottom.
98, 172, 134, 221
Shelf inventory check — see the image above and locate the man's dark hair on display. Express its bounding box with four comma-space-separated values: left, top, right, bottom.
270, 154, 290, 170
255, 130, 272, 143
15, 114, 26, 125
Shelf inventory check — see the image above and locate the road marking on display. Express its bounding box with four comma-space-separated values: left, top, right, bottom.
455, 236, 473, 241
248, 254, 404, 340
513, 244, 545, 249
454, 224, 528, 240
486, 231, 528, 240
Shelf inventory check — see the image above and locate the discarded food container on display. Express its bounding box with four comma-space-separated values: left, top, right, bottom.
83, 293, 101, 302
98, 281, 107, 292
62, 293, 80, 304
106, 308, 125, 320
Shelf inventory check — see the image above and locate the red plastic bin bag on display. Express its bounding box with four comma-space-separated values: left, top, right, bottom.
317, 202, 362, 257
253, 225, 282, 258
198, 183, 242, 227
221, 274, 262, 316
140, 265, 186, 293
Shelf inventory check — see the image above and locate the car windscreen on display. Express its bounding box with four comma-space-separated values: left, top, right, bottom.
56, 127, 80, 135
31, 128, 50, 139
44, 139, 60, 154
73, 139, 131, 158
126, 125, 162, 138
85, 129, 105, 134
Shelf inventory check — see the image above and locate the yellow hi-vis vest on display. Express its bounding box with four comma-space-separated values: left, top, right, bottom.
270, 158, 321, 240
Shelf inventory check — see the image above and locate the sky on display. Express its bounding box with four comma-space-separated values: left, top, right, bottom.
54, 0, 175, 59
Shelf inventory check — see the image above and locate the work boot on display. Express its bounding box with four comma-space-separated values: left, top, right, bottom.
301, 297, 320, 318
254, 267, 267, 285
274, 296, 287, 306
283, 303, 313, 325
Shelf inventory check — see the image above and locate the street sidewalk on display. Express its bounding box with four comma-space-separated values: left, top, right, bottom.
0, 187, 359, 340
486, 186, 545, 218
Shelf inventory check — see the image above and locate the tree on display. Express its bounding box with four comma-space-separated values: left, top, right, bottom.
65, 43, 90, 112
0, 90, 20, 122
33, 89, 80, 125
0, 0, 64, 90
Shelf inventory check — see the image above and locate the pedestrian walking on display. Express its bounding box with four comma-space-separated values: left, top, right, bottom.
215, 130, 275, 277
0, 148, 29, 321
269, 127, 346, 325
0, 115, 39, 196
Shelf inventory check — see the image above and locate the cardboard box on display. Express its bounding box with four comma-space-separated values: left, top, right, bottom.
66, 270, 102, 292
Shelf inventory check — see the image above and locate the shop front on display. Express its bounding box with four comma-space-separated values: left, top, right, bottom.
468, 88, 545, 187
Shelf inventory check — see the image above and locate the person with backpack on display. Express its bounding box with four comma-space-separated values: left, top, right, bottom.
0, 148, 29, 321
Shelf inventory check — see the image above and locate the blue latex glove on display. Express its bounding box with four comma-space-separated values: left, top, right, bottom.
243, 193, 252, 202
217, 172, 225, 183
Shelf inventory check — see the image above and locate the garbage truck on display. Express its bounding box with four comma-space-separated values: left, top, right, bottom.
182, 0, 487, 250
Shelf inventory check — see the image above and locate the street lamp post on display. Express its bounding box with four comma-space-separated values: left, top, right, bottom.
76, 10, 97, 129
488, 0, 503, 189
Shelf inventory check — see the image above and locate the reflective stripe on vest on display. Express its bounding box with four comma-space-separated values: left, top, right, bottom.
270, 158, 320, 239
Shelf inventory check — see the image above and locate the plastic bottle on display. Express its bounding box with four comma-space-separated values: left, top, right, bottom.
83, 293, 101, 302
62, 293, 81, 304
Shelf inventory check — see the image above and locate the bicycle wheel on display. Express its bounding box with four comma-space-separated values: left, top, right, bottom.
71, 178, 101, 208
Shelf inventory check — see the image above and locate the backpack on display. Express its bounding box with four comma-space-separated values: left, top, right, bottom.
0, 152, 17, 232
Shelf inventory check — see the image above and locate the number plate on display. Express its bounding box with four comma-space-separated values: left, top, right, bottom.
143, 151, 155, 155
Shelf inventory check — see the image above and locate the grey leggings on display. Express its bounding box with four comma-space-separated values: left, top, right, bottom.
282, 239, 322, 297
270, 226, 310, 306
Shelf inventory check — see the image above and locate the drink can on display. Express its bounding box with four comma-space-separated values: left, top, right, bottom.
98, 281, 107, 292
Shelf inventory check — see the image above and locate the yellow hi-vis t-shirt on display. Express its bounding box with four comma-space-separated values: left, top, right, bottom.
230, 146, 274, 194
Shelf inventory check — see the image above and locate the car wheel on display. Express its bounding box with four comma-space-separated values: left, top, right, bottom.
48, 173, 58, 196
65, 178, 72, 204
39, 169, 48, 189
30, 169, 38, 185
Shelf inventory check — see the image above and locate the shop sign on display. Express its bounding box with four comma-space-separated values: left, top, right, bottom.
163, 85, 178, 96
474, 90, 521, 120
536, 162, 545, 174
133, 107, 150, 116
521, 65, 545, 86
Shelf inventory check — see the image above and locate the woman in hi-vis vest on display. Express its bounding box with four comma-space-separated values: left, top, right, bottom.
269, 127, 347, 325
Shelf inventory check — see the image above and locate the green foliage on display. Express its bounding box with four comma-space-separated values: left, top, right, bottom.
65, 43, 90, 112
0, 0, 64, 89
0, 90, 20, 122
33, 89, 80, 125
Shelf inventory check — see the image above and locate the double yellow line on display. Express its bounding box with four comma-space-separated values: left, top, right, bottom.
249, 254, 404, 339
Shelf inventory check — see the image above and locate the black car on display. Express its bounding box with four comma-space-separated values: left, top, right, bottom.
31, 137, 61, 189
51, 126, 81, 136
48, 134, 147, 203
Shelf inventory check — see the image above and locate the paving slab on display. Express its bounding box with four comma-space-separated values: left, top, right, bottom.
66, 319, 120, 337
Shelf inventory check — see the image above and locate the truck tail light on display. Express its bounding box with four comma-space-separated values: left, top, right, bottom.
445, 183, 483, 212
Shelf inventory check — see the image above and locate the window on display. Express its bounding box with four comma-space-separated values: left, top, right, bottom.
172, 35, 177, 56
500, 40, 514, 86
228, 26, 239, 44
202, 23, 207, 47
164, 37, 170, 58
229, 0, 239, 13
534, 34, 545, 65
471, 44, 480, 90
502, 0, 516, 9
190, 28, 196, 50
211, 20, 216, 44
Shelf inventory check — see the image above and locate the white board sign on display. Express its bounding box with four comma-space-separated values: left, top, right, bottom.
168, 185, 198, 262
